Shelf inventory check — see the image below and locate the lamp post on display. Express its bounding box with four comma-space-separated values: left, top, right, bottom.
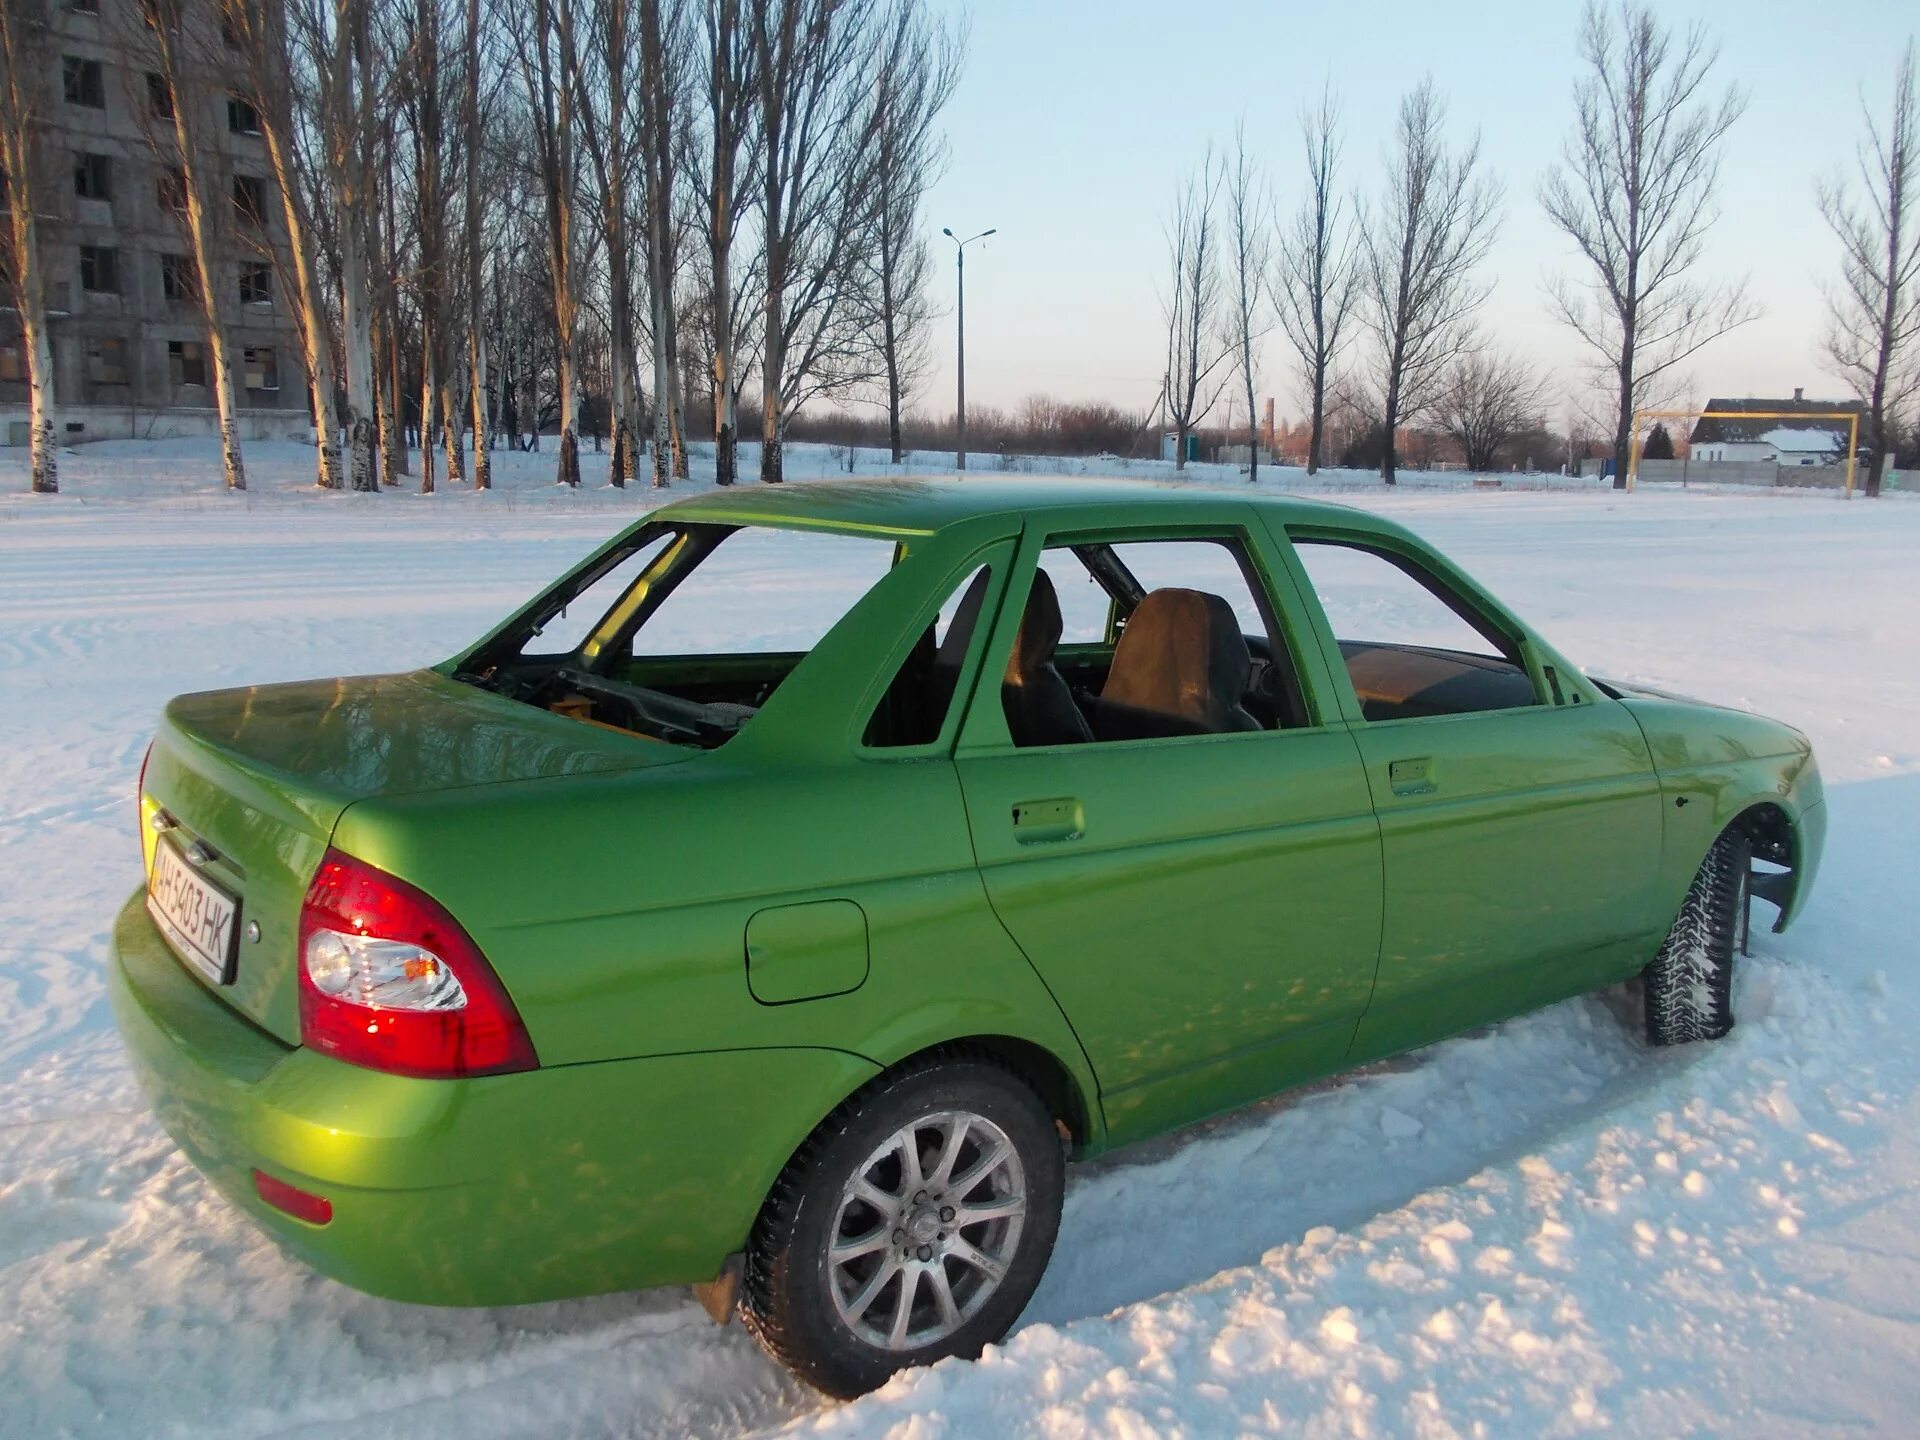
942, 226, 994, 471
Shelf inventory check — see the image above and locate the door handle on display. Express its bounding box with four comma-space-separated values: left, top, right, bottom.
1387, 757, 1436, 796
1011, 797, 1083, 844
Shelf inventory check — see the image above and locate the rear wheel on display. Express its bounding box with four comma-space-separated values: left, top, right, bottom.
740, 1056, 1064, 1398
1645, 827, 1752, 1046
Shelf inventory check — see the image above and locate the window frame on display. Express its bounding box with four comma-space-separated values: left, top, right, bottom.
955, 519, 1328, 755
1279, 524, 1559, 728
238, 262, 273, 307
160, 251, 198, 302
167, 338, 206, 388
78, 244, 118, 294
241, 345, 278, 391
853, 550, 1012, 759
83, 335, 127, 388
227, 95, 262, 136
63, 57, 105, 109
73, 152, 112, 201
232, 173, 267, 226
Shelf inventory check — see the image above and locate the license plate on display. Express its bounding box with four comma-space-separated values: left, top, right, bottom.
147, 838, 241, 986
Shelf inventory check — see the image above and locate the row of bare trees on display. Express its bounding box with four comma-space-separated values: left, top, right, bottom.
1156, 3, 1920, 495
0, 0, 962, 494
1159, 76, 1505, 485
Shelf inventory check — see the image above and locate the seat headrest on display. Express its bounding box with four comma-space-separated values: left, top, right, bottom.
1101, 587, 1252, 729
1005, 568, 1065, 682
934, 566, 993, 673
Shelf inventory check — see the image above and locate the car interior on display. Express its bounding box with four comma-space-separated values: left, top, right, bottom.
461, 523, 892, 750
460, 522, 1541, 752
1289, 538, 1538, 724
868, 540, 1310, 749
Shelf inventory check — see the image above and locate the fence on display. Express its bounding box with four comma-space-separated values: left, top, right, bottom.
1583, 457, 1900, 490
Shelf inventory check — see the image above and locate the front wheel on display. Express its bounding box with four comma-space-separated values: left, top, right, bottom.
740, 1056, 1065, 1398
1645, 827, 1752, 1046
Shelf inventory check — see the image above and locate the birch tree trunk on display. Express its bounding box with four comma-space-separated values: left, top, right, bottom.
463, 0, 492, 488
439, 370, 465, 480
522, 0, 582, 484
639, 0, 675, 487
418, 333, 437, 493
578, 0, 636, 486
666, 312, 689, 478
303, 0, 383, 491
149, 2, 245, 489
233, 3, 343, 488
0, 3, 57, 493
375, 119, 407, 483
703, 0, 751, 485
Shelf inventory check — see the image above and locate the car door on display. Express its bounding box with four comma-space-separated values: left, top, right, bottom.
1277, 525, 1667, 1065
951, 514, 1383, 1146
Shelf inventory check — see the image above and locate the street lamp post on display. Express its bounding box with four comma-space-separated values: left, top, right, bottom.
943, 226, 994, 472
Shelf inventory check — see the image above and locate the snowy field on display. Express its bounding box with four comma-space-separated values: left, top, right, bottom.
2, 439, 1919, 1438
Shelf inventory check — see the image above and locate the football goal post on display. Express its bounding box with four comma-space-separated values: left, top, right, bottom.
1627, 409, 1862, 497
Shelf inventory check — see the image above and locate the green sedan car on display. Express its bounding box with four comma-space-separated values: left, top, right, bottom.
110, 478, 1824, 1396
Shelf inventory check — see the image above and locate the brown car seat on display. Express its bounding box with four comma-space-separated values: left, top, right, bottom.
1001, 569, 1094, 746
1093, 587, 1261, 740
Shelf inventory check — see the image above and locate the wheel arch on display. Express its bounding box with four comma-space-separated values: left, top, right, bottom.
1721, 798, 1808, 932
844, 1032, 1101, 1155
1686, 793, 1819, 934
741, 1031, 1099, 1248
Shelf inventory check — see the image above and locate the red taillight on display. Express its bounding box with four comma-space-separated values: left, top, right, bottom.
297, 848, 539, 1079
252, 1168, 333, 1226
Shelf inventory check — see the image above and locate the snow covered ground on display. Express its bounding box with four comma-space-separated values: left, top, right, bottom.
2, 439, 1918, 1438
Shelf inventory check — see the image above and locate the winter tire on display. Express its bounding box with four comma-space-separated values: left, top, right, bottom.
740, 1055, 1065, 1398
1644, 826, 1752, 1046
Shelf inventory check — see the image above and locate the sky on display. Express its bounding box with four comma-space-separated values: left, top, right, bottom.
911, 0, 1917, 430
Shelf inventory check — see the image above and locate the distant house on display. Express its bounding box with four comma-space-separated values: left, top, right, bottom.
1688, 390, 1866, 466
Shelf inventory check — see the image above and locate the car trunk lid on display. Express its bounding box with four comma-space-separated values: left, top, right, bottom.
139, 670, 686, 1044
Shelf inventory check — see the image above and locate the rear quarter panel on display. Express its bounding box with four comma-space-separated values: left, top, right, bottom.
331, 516, 1103, 1155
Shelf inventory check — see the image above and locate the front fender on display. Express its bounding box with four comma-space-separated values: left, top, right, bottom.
1621, 696, 1825, 932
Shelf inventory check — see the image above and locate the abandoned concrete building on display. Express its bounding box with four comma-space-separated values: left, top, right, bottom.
1, 1, 309, 447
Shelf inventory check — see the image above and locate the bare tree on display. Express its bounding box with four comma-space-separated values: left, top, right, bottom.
1221, 121, 1270, 483
751, 0, 885, 483
1275, 83, 1360, 476
510, 0, 585, 484
141, 0, 247, 489
1361, 79, 1501, 484
1432, 349, 1549, 472
1542, 1, 1755, 488
697, 0, 755, 484
0, 0, 57, 493
462, 0, 492, 488
575, 0, 640, 486
637, 0, 684, 487
1160, 147, 1230, 473
226, 0, 344, 488
290, 0, 383, 489
400, 0, 465, 493
857, 4, 961, 464
374, 92, 407, 483
1819, 41, 1919, 498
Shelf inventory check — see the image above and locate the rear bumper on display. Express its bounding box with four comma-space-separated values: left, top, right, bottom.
107, 888, 877, 1306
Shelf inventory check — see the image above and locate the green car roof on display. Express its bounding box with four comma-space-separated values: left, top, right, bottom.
652, 476, 1367, 540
